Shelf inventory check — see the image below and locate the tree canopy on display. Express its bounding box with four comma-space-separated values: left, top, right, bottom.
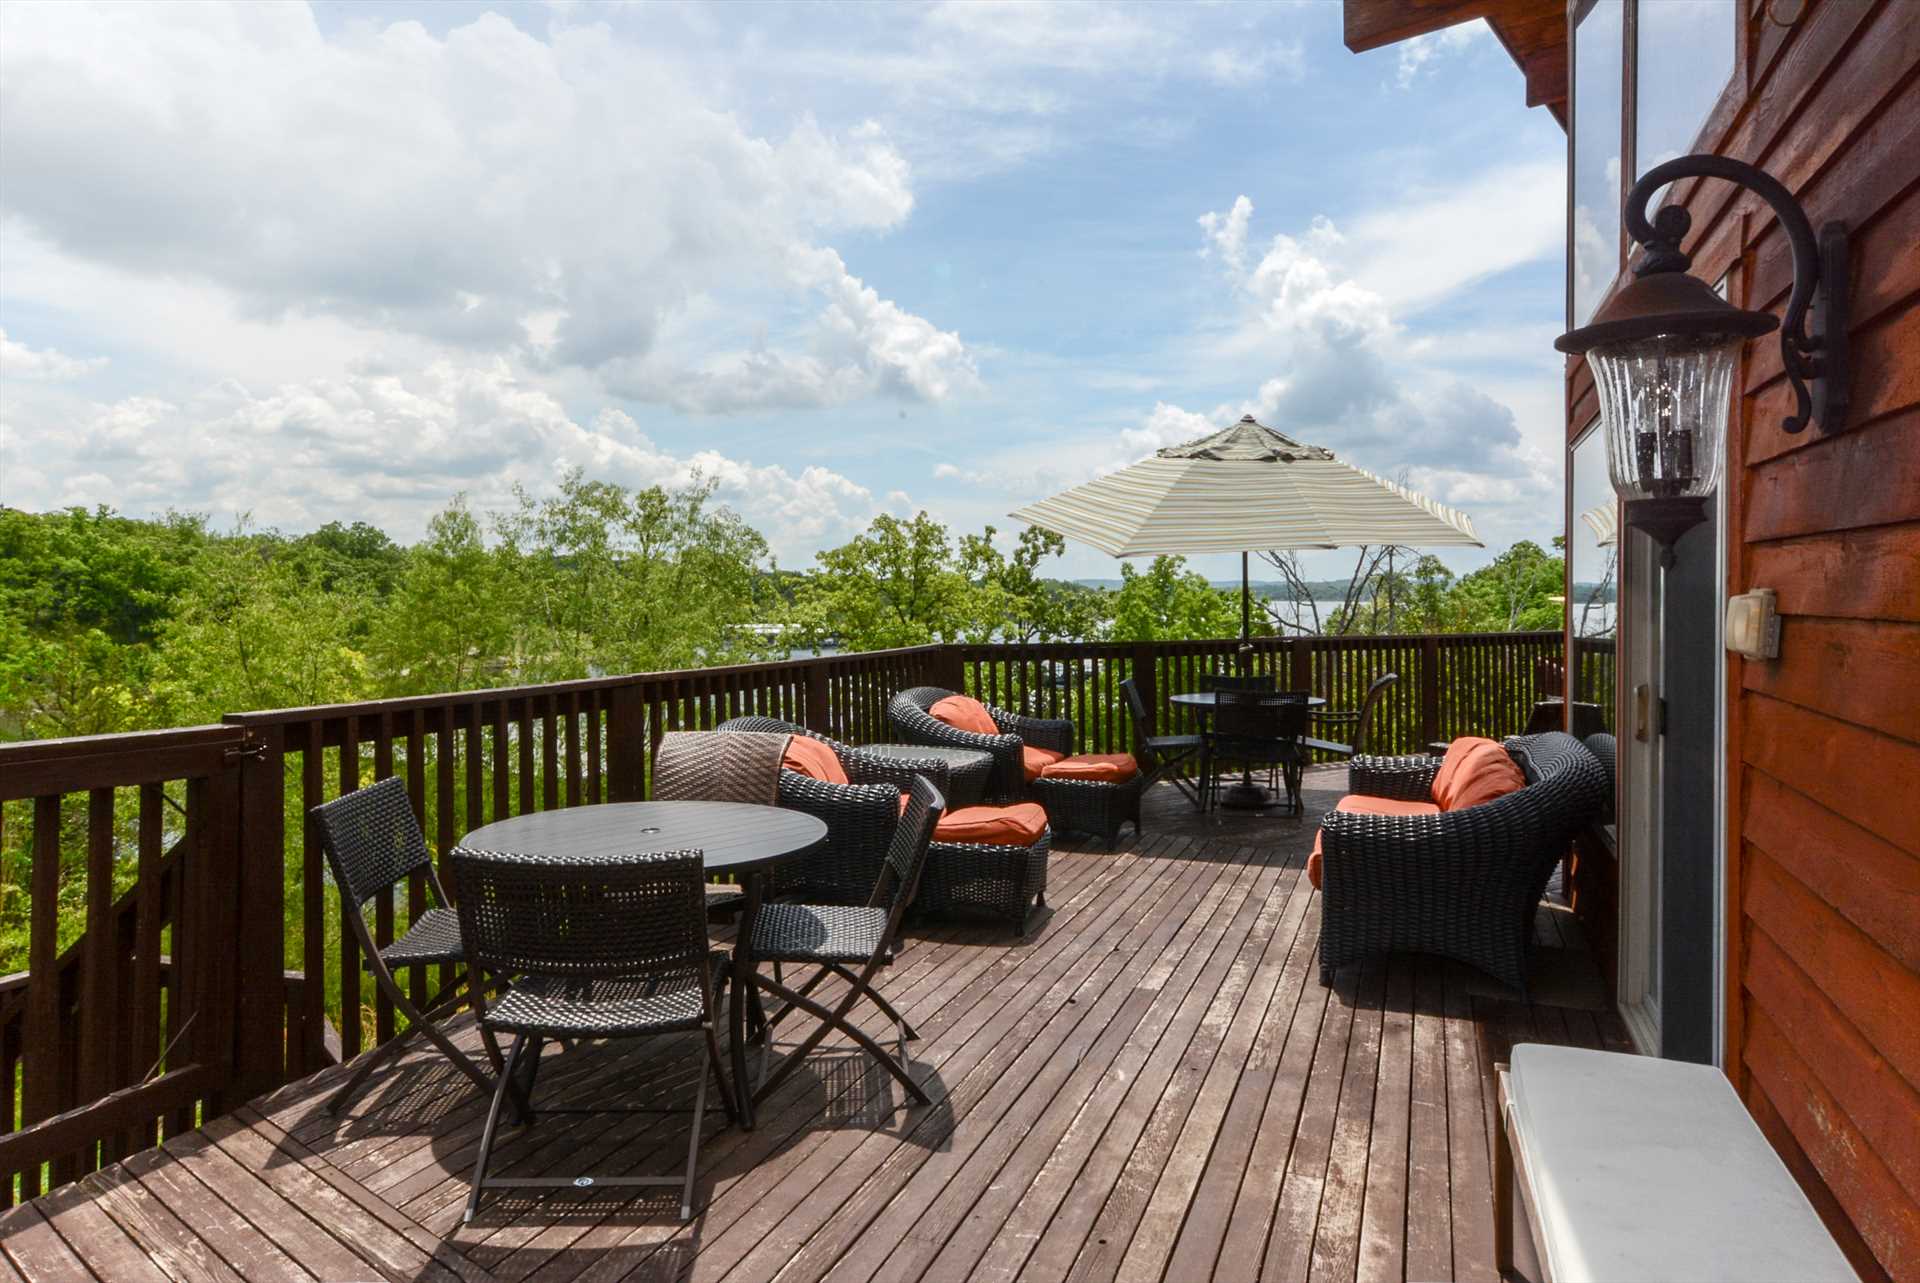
0, 494, 1571, 743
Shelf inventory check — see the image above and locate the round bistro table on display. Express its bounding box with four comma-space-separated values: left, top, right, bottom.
460, 800, 827, 1129
860, 743, 994, 807
1168, 691, 1327, 810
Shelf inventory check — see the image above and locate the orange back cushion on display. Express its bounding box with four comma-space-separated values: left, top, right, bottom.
929, 695, 998, 736
1431, 736, 1495, 804
1432, 738, 1525, 811
1022, 746, 1066, 781
781, 734, 849, 786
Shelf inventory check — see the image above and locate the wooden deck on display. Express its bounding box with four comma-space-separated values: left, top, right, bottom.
1, 767, 1629, 1283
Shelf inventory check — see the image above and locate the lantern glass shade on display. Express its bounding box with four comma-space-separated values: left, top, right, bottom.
1587, 332, 1739, 502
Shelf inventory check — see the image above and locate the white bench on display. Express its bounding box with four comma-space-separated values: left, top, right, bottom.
1495, 1044, 1856, 1282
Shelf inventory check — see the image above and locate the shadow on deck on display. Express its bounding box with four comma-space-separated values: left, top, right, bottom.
3, 766, 1627, 1283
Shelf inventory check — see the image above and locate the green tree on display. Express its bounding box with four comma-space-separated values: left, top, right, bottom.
1448, 540, 1565, 632
957, 525, 1102, 642
787, 512, 971, 650
151, 529, 371, 721
491, 470, 773, 680
366, 499, 515, 695
1104, 556, 1244, 642
290, 520, 407, 600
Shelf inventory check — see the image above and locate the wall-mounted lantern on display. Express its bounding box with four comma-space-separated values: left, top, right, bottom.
1556, 155, 1849, 563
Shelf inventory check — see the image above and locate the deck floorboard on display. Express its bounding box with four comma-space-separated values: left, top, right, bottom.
7, 769, 1629, 1283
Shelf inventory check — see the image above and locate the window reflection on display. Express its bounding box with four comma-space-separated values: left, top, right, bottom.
1570, 423, 1616, 734
1572, 0, 1624, 326
1637, 0, 1737, 179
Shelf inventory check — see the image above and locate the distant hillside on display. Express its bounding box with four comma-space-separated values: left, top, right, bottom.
1072, 578, 1367, 601
1070, 578, 1618, 604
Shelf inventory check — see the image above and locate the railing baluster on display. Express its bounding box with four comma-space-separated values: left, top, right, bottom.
339, 716, 363, 1061
130, 783, 163, 1147
373, 714, 396, 1047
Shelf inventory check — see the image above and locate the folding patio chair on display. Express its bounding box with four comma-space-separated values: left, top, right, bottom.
310, 776, 494, 1114
1307, 671, 1399, 760
450, 846, 737, 1222
747, 775, 944, 1108
1121, 676, 1203, 805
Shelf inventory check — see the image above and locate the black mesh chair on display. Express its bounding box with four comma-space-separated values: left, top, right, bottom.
746, 775, 944, 1109
310, 776, 493, 1114
449, 847, 736, 1223
1306, 671, 1398, 760
1202, 689, 1310, 813
1120, 677, 1202, 806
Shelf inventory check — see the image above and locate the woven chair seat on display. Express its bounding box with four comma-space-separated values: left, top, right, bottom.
372, 906, 465, 969
1145, 732, 1204, 751
484, 961, 724, 1037
751, 902, 891, 965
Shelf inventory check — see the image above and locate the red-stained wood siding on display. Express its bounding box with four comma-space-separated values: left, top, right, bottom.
1564, 2, 1920, 1277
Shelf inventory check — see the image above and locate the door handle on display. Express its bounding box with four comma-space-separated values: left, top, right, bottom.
1634, 684, 1652, 742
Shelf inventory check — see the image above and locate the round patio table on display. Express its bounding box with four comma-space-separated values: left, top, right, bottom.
461, 800, 826, 1129
1168, 691, 1325, 810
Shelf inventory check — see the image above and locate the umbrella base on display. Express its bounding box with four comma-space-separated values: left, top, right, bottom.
1219, 780, 1276, 810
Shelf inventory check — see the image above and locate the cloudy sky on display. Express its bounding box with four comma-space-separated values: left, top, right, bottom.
0, 0, 1566, 580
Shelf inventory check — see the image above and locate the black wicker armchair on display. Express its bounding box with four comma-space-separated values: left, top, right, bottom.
888, 686, 1142, 847
1317, 732, 1609, 996
714, 715, 940, 906
887, 686, 1070, 801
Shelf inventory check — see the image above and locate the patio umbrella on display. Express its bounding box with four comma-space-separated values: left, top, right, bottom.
1010, 415, 1484, 648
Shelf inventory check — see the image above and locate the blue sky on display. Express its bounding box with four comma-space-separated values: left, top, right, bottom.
0, 0, 1567, 582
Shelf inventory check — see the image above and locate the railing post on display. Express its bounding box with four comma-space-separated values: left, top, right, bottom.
1291, 637, 1313, 693
1420, 635, 1441, 748
195, 763, 243, 1113
606, 682, 646, 801
939, 643, 967, 695
231, 726, 287, 1103
804, 658, 830, 734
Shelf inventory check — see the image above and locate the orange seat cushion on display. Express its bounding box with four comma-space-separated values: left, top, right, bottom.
1038, 752, 1140, 783
1307, 794, 1443, 889
781, 734, 849, 786
1431, 737, 1526, 812
1022, 746, 1066, 781
933, 802, 1048, 846
929, 695, 998, 736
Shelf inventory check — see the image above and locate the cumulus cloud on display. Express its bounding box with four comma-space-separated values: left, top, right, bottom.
1201, 42, 1306, 88
1158, 195, 1555, 541
1394, 22, 1486, 89
0, 362, 893, 559
0, 329, 106, 380
0, 4, 970, 412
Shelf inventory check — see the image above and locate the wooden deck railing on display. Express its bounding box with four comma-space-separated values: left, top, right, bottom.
0, 632, 1565, 1203
958, 630, 1566, 759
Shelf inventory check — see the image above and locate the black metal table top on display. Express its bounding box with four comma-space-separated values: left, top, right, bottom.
461, 801, 826, 875
862, 743, 994, 766
1169, 691, 1327, 709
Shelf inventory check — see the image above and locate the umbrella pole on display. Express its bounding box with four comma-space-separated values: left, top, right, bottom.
1238, 551, 1253, 673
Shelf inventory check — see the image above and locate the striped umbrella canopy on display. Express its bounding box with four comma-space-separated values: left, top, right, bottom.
1579, 500, 1619, 548
1010, 415, 1483, 643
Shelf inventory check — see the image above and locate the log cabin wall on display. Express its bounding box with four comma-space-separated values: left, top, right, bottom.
1562, 1, 1919, 1277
